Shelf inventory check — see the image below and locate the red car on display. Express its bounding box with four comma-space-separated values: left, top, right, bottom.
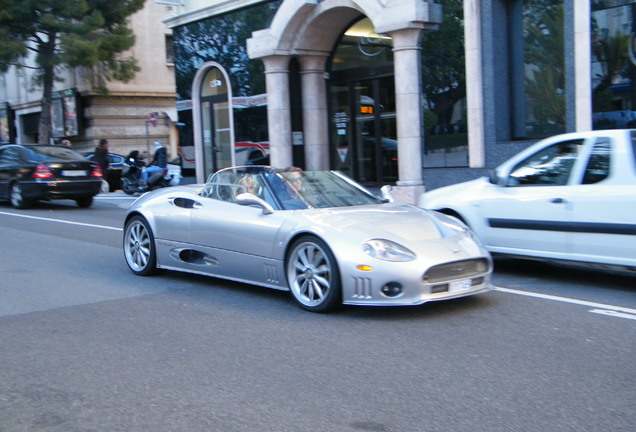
0, 144, 103, 209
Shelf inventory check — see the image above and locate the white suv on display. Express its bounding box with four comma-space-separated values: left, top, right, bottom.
418, 129, 636, 271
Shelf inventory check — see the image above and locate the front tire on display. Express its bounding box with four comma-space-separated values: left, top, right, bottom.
123, 216, 158, 276
10, 182, 32, 209
286, 236, 341, 312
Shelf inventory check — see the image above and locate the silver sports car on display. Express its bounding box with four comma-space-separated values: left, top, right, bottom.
123, 166, 492, 312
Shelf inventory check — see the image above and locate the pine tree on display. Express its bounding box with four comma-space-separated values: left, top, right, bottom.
0, 0, 145, 143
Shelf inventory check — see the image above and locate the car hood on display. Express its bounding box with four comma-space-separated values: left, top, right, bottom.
296, 203, 464, 243
418, 177, 488, 209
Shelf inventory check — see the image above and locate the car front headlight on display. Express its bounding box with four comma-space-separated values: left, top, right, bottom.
363, 239, 416, 262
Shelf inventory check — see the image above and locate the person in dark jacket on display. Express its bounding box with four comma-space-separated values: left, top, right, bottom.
141, 141, 167, 185
94, 139, 110, 172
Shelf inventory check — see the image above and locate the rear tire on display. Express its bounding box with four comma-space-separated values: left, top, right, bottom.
76, 196, 93, 208
10, 182, 32, 209
123, 216, 158, 276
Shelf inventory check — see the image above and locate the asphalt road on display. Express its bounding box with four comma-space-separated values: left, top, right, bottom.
0, 195, 634, 432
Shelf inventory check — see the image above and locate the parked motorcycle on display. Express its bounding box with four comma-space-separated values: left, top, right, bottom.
121, 151, 178, 195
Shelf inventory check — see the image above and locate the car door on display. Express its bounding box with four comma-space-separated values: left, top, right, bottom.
477, 138, 586, 258
189, 190, 291, 287
568, 135, 636, 266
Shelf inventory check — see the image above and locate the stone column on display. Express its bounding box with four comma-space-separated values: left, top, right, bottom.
262, 55, 293, 168
574, 0, 592, 131
464, 0, 486, 168
387, 28, 426, 204
298, 55, 330, 170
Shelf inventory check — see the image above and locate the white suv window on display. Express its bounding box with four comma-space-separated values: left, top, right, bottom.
581, 138, 611, 185
508, 139, 584, 186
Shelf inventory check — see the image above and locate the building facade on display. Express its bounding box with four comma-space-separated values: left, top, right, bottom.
0, 0, 179, 160
166, 0, 633, 200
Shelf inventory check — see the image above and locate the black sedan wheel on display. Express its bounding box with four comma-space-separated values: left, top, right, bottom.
123, 216, 158, 276
286, 236, 341, 312
10, 182, 32, 209
75, 196, 93, 208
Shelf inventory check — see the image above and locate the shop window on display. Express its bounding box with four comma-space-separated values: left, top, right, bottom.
421, 0, 468, 168
510, 0, 565, 139
591, 1, 636, 130
165, 34, 174, 65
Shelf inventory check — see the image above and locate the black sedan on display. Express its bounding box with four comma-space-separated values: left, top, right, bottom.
0, 144, 103, 208
84, 152, 126, 192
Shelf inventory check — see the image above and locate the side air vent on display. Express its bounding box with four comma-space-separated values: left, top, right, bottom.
352, 277, 373, 299
265, 264, 279, 283
170, 249, 219, 266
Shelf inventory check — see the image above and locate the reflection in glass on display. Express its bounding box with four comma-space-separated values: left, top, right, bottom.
421, 0, 468, 167
591, 2, 636, 130
510, 0, 565, 139
582, 138, 611, 185
508, 140, 583, 186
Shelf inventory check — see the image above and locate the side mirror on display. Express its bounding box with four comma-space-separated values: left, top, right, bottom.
236, 193, 274, 215
380, 185, 393, 202
488, 170, 498, 185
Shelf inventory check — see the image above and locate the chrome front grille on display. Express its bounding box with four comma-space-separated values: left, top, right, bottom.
423, 258, 490, 284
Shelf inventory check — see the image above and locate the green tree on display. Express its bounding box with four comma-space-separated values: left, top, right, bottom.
0, 0, 145, 144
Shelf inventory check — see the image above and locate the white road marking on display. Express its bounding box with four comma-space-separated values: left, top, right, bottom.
589, 309, 636, 320
495, 286, 636, 321
0, 211, 122, 231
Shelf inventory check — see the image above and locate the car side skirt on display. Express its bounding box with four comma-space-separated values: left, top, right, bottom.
155, 239, 289, 291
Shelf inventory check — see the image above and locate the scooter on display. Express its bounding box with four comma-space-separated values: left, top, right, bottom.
121, 155, 174, 195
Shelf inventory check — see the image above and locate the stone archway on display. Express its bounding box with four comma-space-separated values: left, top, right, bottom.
247, 0, 442, 202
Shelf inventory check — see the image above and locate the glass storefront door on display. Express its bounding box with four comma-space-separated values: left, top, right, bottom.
330, 76, 397, 185
328, 17, 396, 185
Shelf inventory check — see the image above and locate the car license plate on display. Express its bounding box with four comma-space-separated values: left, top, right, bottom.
62, 170, 86, 177
449, 279, 472, 292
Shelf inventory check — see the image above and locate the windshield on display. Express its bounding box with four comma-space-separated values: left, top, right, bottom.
269, 170, 384, 209
204, 166, 385, 210
24, 146, 87, 162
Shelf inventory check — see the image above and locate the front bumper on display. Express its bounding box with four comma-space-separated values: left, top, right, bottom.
341, 257, 493, 306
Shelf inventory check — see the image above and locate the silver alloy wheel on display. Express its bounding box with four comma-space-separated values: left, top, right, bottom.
124, 217, 156, 275
287, 237, 340, 311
